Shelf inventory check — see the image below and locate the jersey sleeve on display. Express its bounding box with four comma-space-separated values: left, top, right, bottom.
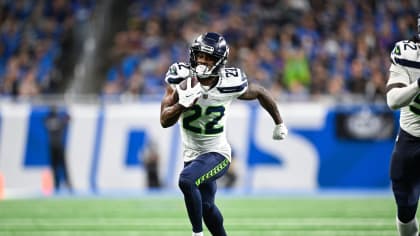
388, 40, 418, 86
387, 65, 410, 86
386, 40, 420, 109
164, 62, 191, 86
216, 67, 248, 97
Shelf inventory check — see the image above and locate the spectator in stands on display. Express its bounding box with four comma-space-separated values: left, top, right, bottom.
327, 73, 346, 99
104, 0, 420, 100
18, 66, 40, 97
366, 67, 387, 102
280, 25, 311, 96
0, 0, 94, 97
1, 0, 418, 100
347, 58, 368, 96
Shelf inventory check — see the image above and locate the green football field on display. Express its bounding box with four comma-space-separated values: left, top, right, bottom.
0, 194, 404, 236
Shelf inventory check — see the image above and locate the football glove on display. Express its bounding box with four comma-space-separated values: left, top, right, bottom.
272, 123, 288, 140
176, 78, 201, 108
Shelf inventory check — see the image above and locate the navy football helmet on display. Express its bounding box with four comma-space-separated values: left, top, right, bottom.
189, 32, 229, 78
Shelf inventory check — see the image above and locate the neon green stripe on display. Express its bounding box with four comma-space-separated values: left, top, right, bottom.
195, 158, 229, 186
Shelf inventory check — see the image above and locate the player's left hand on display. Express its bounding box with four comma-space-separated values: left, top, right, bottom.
272, 123, 288, 140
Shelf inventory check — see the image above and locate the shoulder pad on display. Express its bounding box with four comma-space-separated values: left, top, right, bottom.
390, 40, 420, 69
217, 67, 248, 94
165, 62, 191, 85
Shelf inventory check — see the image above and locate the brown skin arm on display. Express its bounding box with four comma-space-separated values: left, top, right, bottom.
160, 85, 186, 128
238, 83, 283, 125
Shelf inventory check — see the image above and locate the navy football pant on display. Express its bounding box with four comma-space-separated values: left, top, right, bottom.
390, 129, 420, 223
178, 152, 229, 235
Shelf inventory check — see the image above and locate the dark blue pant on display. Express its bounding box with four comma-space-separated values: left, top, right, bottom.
178, 152, 230, 235
390, 129, 420, 222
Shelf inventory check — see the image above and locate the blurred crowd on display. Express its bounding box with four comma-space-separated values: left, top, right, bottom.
0, 0, 94, 98
0, 0, 418, 102
102, 0, 418, 102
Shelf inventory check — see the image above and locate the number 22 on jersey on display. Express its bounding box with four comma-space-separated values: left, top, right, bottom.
182, 104, 225, 135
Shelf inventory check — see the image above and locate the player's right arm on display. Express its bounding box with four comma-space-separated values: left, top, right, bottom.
160, 85, 186, 128
160, 62, 192, 128
386, 40, 420, 110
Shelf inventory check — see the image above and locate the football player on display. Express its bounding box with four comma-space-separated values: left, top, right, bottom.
160, 32, 288, 236
387, 13, 420, 236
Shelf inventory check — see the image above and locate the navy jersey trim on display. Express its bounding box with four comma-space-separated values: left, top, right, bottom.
166, 77, 184, 84
395, 58, 420, 69
217, 82, 248, 93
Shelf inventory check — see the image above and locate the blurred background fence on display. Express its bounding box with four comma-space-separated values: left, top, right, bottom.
0, 0, 418, 197
0, 99, 398, 196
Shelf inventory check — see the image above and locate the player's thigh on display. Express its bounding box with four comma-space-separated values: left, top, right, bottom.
180, 152, 230, 184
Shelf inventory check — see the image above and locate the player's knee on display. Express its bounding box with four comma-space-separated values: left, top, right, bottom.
202, 202, 222, 219
178, 176, 195, 192
398, 205, 418, 223
202, 202, 213, 212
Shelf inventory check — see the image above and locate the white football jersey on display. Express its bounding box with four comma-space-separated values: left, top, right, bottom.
388, 40, 420, 137
165, 62, 248, 162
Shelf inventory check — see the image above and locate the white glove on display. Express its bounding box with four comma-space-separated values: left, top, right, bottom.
272, 123, 288, 140
176, 78, 201, 108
